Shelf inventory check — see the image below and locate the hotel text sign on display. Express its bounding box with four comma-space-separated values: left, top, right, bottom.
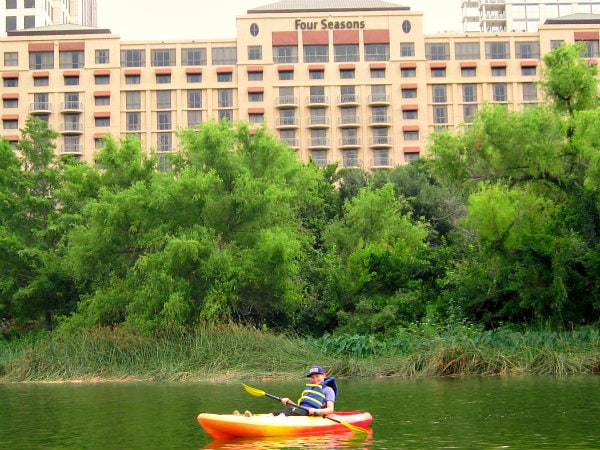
294, 19, 366, 30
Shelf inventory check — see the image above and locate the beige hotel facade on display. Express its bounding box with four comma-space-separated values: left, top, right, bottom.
1, 0, 600, 168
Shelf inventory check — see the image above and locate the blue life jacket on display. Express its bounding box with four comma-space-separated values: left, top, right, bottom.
297, 377, 337, 409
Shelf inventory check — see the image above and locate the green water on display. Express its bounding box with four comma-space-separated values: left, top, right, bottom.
2, 375, 599, 449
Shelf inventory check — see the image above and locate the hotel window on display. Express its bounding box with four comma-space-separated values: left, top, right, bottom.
401, 67, 416, 77
249, 112, 264, 124
461, 67, 476, 77
279, 70, 293, 81
340, 68, 355, 79
310, 128, 327, 146
304, 45, 329, 63
485, 42, 509, 59
158, 133, 172, 151
340, 85, 357, 103
29, 51, 54, 69
156, 73, 171, 84
188, 110, 202, 127
403, 109, 418, 120
187, 90, 202, 108
34, 76, 49, 86
248, 92, 263, 102
125, 74, 140, 84
95, 117, 110, 127
550, 40, 564, 50
515, 41, 540, 59
309, 69, 324, 80
33, 92, 49, 110
370, 68, 385, 78
431, 67, 446, 78
126, 91, 141, 109
95, 138, 104, 149
341, 128, 358, 145
212, 47, 237, 65
372, 127, 389, 145
187, 73, 202, 83
343, 149, 359, 168
6, 16, 16, 32
24, 15, 35, 28
4, 118, 17, 129
432, 85, 447, 103
370, 85, 388, 103
522, 82, 538, 102
521, 66, 536, 76
3, 98, 17, 108
493, 83, 508, 102
311, 150, 328, 167
126, 112, 141, 131
182, 48, 207, 65
278, 87, 295, 105
218, 88, 233, 108
121, 49, 145, 67
95, 74, 110, 85
280, 129, 296, 147
310, 108, 327, 126
64, 76, 79, 86
279, 108, 296, 126
371, 106, 388, 124
6, 0, 16, 8
404, 152, 419, 163
25, 0, 34, 7
219, 110, 233, 121
95, 49, 109, 64
217, 72, 232, 82
402, 88, 417, 99
4, 51, 18, 66
63, 135, 80, 153
309, 86, 326, 104
403, 130, 419, 141
248, 45, 262, 61
158, 111, 172, 130
364, 43, 389, 62
578, 40, 600, 58
59, 51, 84, 69
273, 45, 298, 64
491, 67, 506, 76
373, 149, 390, 167
455, 42, 480, 60
334, 44, 359, 62
151, 49, 175, 67
425, 43, 450, 61
157, 90, 172, 109
433, 105, 448, 124
248, 71, 263, 81
400, 42, 415, 57
462, 84, 477, 102
463, 104, 477, 123
95, 95, 110, 106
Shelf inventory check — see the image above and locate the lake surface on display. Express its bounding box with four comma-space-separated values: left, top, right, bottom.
2, 375, 600, 449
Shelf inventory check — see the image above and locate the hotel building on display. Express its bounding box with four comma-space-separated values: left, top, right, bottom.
1, 0, 97, 35
1, 0, 599, 168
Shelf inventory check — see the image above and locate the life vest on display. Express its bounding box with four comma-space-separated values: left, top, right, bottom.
298, 383, 327, 409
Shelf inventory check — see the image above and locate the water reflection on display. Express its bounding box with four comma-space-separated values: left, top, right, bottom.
201, 430, 373, 449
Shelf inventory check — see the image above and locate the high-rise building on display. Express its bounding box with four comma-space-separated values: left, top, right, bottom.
1, 0, 599, 168
0, 0, 96, 36
462, 0, 600, 32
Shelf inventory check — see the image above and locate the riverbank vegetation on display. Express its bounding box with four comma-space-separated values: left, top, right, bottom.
1, 44, 600, 381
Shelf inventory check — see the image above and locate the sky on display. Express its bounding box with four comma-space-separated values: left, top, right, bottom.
96, 0, 463, 41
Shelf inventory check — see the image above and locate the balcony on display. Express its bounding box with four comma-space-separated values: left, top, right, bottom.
312, 157, 329, 168
338, 115, 360, 127
372, 157, 394, 168
276, 95, 298, 107
339, 137, 361, 148
281, 137, 298, 148
276, 117, 299, 128
337, 94, 360, 105
342, 158, 362, 169
60, 101, 83, 113
306, 95, 329, 107
308, 116, 330, 127
61, 143, 83, 154
30, 102, 52, 114
369, 115, 392, 126
308, 137, 330, 149
370, 136, 393, 147
368, 94, 391, 105
60, 122, 83, 134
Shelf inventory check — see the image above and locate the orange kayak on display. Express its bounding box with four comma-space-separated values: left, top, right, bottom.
197, 411, 373, 438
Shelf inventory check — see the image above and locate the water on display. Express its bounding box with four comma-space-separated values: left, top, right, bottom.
2, 375, 599, 449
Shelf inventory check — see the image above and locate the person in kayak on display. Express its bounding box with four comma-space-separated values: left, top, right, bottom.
271, 365, 337, 416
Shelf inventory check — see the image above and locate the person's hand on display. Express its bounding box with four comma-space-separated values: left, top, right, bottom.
308, 408, 316, 415
281, 397, 290, 405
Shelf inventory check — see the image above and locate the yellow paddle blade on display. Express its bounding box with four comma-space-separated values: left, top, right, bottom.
242, 383, 266, 397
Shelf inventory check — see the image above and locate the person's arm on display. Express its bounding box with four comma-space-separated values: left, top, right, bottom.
308, 400, 334, 416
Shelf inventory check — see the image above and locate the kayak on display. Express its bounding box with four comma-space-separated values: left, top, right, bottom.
197, 411, 373, 438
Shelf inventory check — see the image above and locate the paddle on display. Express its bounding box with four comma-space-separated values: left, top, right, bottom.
242, 383, 368, 435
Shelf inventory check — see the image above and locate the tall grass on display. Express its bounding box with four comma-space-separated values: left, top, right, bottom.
1, 325, 599, 382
